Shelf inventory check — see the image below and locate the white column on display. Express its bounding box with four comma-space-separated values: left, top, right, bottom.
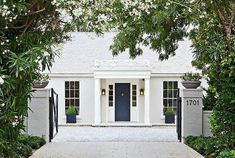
94, 78, 101, 125
144, 78, 150, 124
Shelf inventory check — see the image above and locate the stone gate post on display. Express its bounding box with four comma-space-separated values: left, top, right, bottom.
181, 89, 203, 139
27, 89, 50, 142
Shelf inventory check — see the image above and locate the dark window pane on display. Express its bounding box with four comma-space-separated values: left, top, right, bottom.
75, 82, 79, 89
65, 90, 69, 98
168, 90, 172, 98
65, 82, 69, 89
70, 90, 74, 97
76, 107, 79, 115
169, 82, 173, 89
163, 90, 167, 98
65, 99, 69, 106
132, 85, 136, 90
70, 99, 74, 106
163, 82, 167, 89
174, 82, 178, 89
132, 91, 136, 95
70, 82, 75, 89
109, 102, 113, 107
163, 99, 168, 107
109, 85, 113, 90
132, 102, 136, 107
109, 91, 113, 95
173, 99, 177, 107
75, 99, 79, 107
168, 99, 173, 107
132, 96, 136, 101
75, 90, 79, 98
109, 96, 113, 101
173, 90, 178, 98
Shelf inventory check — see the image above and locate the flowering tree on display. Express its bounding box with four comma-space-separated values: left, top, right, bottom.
0, 0, 86, 156
77, 0, 235, 150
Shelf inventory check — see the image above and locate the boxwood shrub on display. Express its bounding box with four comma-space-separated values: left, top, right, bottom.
185, 136, 235, 158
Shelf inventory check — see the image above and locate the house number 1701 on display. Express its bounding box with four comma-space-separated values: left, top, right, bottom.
186, 100, 199, 106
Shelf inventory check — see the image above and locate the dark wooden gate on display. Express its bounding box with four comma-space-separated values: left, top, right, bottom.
176, 88, 182, 142
49, 88, 58, 142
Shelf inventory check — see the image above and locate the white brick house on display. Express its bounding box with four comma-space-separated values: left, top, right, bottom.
46, 32, 207, 125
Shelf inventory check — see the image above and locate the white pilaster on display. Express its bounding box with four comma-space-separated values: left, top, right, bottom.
94, 78, 101, 125
144, 78, 150, 124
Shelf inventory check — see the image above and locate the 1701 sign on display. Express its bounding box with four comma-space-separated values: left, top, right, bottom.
186, 99, 200, 106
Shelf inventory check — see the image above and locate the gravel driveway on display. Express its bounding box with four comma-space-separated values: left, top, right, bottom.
52, 126, 178, 142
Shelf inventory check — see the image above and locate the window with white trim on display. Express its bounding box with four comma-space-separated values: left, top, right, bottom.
163, 81, 178, 114
108, 85, 114, 107
65, 81, 80, 115
132, 85, 137, 107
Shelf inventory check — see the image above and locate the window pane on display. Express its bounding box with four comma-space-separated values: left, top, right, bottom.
76, 107, 79, 115
109, 96, 113, 101
70, 81, 75, 89
75, 82, 79, 89
65, 82, 69, 89
174, 82, 178, 89
109, 91, 113, 95
132, 96, 136, 101
109, 102, 113, 107
75, 90, 79, 98
163, 90, 167, 98
65, 99, 69, 106
163, 99, 168, 107
169, 82, 173, 89
132, 85, 136, 90
168, 99, 173, 107
132, 91, 136, 95
65, 90, 69, 98
70, 90, 74, 97
70, 99, 74, 106
109, 85, 113, 90
173, 99, 177, 107
132, 102, 136, 107
173, 90, 178, 98
163, 82, 167, 89
168, 90, 172, 98
75, 99, 79, 107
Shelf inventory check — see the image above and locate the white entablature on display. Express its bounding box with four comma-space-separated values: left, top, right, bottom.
94, 59, 151, 71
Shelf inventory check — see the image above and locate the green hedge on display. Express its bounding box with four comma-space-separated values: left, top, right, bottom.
16, 134, 46, 157
185, 136, 235, 158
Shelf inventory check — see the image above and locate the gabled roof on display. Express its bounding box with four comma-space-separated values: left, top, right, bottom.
48, 32, 198, 74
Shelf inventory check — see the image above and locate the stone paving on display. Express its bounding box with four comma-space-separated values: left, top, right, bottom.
30, 126, 203, 158
52, 126, 178, 142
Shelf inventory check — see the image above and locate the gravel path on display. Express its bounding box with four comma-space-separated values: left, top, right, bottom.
52, 126, 178, 142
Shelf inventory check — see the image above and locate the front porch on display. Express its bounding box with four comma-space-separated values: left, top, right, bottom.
93, 60, 152, 125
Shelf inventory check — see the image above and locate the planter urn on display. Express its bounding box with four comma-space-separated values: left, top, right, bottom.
33, 80, 49, 88
165, 115, 175, 124
181, 81, 201, 89
66, 115, 76, 123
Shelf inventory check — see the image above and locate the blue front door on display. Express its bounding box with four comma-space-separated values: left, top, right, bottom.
115, 83, 130, 121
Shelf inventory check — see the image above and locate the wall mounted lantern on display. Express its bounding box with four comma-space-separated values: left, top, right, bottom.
140, 89, 144, 95
101, 89, 106, 95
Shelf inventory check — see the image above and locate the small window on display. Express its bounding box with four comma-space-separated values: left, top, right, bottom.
163, 81, 178, 114
108, 85, 114, 107
132, 85, 137, 107
65, 81, 80, 115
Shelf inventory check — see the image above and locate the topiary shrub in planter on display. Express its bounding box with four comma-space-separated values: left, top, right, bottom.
66, 106, 77, 123
181, 72, 202, 89
165, 107, 175, 124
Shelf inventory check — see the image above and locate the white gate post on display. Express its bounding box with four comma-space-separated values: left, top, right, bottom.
181, 89, 203, 139
27, 89, 50, 142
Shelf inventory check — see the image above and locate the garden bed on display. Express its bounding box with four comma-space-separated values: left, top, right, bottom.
185, 136, 235, 158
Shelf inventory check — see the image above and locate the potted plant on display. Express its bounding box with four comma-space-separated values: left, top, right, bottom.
181, 72, 202, 89
165, 107, 175, 124
33, 74, 50, 88
66, 106, 77, 123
